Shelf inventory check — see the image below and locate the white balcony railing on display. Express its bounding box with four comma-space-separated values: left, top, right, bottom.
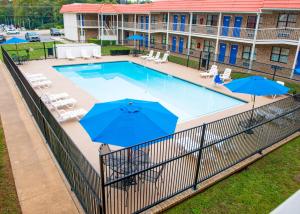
191, 25, 218, 36
219, 27, 256, 40
256, 28, 300, 41
168, 22, 190, 33
77, 20, 99, 27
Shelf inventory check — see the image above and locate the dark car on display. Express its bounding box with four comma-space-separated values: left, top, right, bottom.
0, 34, 6, 43
25, 32, 41, 42
50, 28, 61, 36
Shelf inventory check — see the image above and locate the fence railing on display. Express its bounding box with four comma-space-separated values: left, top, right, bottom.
2, 42, 300, 214
100, 94, 300, 213
1, 47, 104, 214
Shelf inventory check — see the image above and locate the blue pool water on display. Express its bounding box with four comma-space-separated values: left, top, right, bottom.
54, 61, 245, 122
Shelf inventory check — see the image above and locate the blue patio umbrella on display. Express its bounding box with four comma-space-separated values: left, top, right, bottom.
224, 76, 289, 131
127, 35, 144, 41
80, 99, 178, 147
3, 37, 27, 44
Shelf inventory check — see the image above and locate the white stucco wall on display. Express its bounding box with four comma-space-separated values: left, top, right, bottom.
63, 13, 79, 41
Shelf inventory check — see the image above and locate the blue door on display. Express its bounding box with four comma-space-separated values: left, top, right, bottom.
233, 16, 243, 37
179, 37, 184, 53
171, 36, 177, 52
229, 44, 238, 64
140, 16, 144, 29
81, 14, 84, 26
218, 43, 227, 62
146, 16, 149, 30
180, 15, 186, 32
295, 51, 300, 75
173, 15, 178, 31
222, 16, 231, 36
140, 34, 144, 47
145, 35, 148, 48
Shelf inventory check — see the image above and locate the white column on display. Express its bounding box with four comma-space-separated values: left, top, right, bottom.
214, 12, 222, 61
97, 14, 100, 40
148, 14, 151, 50
101, 13, 104, 45
291, 38, 300, 78
166, 12, 170, 51
116, 15, 119, 45
121, 14, 124, 45
249, 13, 261, 70
187, 12, 193, 55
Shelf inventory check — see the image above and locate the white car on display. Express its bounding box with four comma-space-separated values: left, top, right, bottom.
6, 29, 20, 35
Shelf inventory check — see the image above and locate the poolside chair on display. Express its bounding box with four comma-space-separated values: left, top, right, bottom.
220, 68, 232, 81
41, 92, 70, 104
92, 48, 101, 59
31, 80, 52, 89
27, 75, 48, 83
66, 49, 75, 60
146, 52, 160, 61
57, 108, 87, 123
200, 65, 218, 78
140, 50, 154, 60
49, 98, 77, 110
24, 73, 44, 79
272, 81, 285, 99
155, 51, 169, 63
81, 49, 90, 60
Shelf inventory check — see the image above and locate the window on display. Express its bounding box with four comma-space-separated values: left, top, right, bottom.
163, 14, 168, 23
242, 46, 256, 60
192, 15, 197, 25
150, 35, 155, 44
270, 47, 289, 63
191, 39, 197, 49
162, 34, 167, 44
277, 14, 297, 28
151, 16, 158, 24
124, 15, 129, 22
203, 40, 215, 53
206, 15, 218, 26
247, 16, 257, 29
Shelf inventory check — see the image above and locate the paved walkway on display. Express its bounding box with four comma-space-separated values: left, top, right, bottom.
0, 62, 81, 214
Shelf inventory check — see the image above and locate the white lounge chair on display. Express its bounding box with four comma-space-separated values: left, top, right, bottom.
81, 49, 90, 59
140, 50, 154, 59
147, 52, 160, 61
41, 92, 70, 104
57, 108, 87, 123
31, 80, 52, 89
49, 98, 77, 110
155, 51, 169, 63
220, 68, 232, 81
66, 49, 75, 60
27, 75, 48, 83
92, 49, 101, 58
200, 65, 218, 78
24, 73, 44, 78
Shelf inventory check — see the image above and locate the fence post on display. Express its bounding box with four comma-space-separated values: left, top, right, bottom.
99, 155, 106, 214
272, 66, 277, 80
43, 42, 46, 60
186, 54, 190, 67
53, 41, 57, 59
193, 123, 206, 190
206, 52, 211, 70
198, 51, 202, 70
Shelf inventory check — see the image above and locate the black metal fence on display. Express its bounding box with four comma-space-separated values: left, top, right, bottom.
100, 94, 300, 213
121, 41, 300, 82
1, 47, 103, 214
2, 45, 300, 214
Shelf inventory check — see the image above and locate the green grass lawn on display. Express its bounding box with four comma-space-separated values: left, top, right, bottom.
0, 122, 21, 214
165, 137, 300, 214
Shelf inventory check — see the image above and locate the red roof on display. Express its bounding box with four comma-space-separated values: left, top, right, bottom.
60, 0, 300, 14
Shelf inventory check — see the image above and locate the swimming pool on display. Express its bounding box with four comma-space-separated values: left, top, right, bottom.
54, 61, 245, 122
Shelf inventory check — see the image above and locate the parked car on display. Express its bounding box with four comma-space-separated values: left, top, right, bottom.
6, 28, 20, 35
50, 28, 61, 36
25, 32, 41, 42
0, 34, 6, 43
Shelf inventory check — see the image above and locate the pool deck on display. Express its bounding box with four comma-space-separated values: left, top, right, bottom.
18, 56, 284, 172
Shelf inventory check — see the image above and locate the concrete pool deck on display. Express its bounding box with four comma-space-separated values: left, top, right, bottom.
17, 56, 284, 172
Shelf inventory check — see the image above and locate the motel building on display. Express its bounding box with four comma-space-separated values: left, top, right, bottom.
60, 0, 300, 78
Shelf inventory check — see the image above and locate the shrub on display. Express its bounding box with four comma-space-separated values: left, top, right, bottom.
87, 38, 116, 46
